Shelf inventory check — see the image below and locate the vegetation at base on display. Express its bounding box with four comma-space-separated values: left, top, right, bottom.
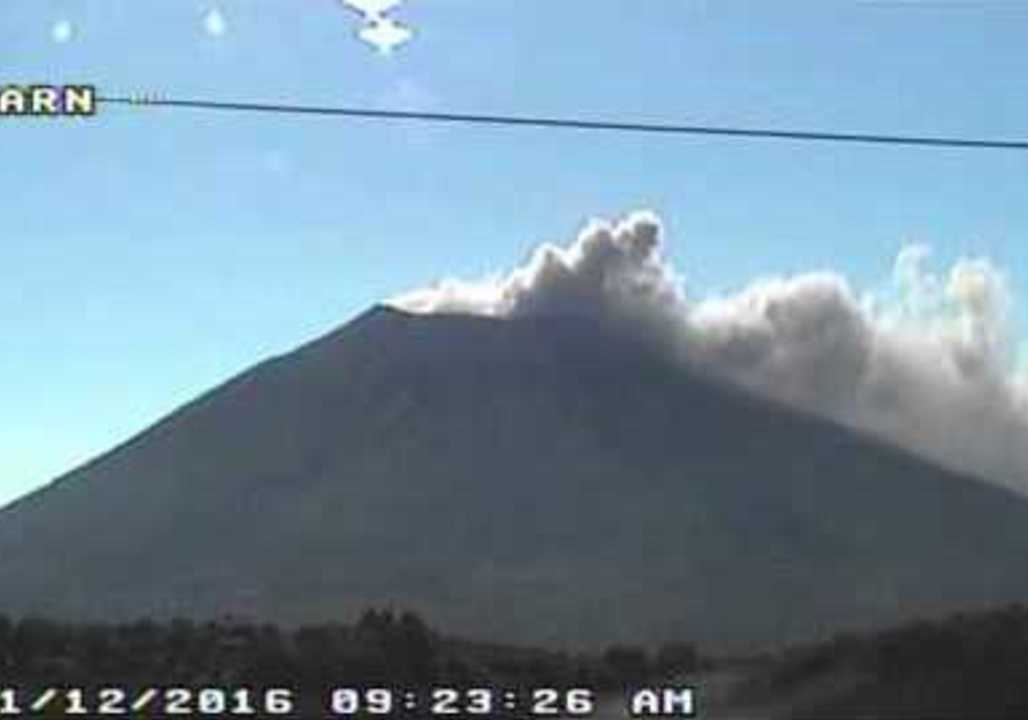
10, 602, 1028, 716
727, 603, 1028, 718
0, 608, 698, 692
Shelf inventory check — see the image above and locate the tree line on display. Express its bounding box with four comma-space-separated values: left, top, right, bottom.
0, 608, 699, 692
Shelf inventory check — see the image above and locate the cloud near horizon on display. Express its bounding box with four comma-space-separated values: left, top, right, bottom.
390, 211, 1028, 492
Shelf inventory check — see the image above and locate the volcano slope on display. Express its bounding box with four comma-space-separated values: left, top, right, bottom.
2, 305, 1028, 650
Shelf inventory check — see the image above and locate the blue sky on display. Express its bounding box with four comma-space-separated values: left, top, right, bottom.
2, 0, 1026, 505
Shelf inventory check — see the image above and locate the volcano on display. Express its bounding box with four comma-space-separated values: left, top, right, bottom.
2, 305, 1028, 650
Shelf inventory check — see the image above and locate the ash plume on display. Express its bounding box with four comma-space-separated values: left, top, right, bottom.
391, 211, 1028, 491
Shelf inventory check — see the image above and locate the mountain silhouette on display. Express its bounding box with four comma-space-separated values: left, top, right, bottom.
3, 305, 1028, 650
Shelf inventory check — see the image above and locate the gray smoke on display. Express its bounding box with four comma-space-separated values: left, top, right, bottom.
390, 211, 1028, 492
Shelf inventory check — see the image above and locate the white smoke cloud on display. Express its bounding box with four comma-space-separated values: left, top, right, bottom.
390, 211, 1028, 492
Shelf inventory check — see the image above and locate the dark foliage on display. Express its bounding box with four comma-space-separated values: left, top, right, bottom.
654, 641, 699, 677
734, 603, 1028, 719
600, 645, 651, 686
0, 608, 692, 698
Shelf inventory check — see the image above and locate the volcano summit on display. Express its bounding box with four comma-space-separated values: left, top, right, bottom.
2, 304, 1028, 649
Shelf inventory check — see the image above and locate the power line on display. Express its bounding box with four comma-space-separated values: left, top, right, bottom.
97, 95, 1028, 151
